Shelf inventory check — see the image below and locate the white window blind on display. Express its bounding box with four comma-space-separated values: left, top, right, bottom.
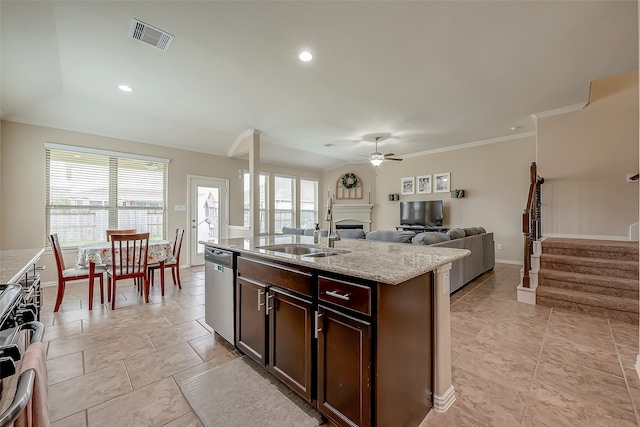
274, 175, 295, 233
300, 178, 318, 229
243, 172, 269, 234
46, 146, 168, 247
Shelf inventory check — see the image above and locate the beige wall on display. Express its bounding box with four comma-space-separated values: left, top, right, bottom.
329, 136, 535, 263
538, 69, 639, 239
0, 121, 322, 282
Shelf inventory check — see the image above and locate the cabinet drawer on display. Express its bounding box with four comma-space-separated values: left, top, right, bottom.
318, 276, 371, 316
238, 257, 312, 297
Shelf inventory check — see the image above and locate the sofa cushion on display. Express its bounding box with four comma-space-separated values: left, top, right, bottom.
282, 227, 305, 235
366, 230, 416, 243
463, 227, 479, 236
476, 226, 486, 234
412, 232, 451, 245
447, 228, 465, 240
337, 229, 366, 239
303, 228, 329, 237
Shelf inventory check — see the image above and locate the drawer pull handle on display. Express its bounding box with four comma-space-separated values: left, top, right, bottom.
257, 289, 265, 311
326, 290, 350, 301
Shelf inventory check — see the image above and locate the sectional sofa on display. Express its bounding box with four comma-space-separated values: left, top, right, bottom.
281, 226, 495, 293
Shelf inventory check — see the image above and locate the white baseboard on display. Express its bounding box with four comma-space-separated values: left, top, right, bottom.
635, 355, 640, 380
495, 259, 523, 265
517, 284, 536, 305
543, 233, 632, 241
433, 385, 456, 412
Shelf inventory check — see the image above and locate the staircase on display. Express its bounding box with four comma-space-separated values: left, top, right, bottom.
536, 238, 639, 324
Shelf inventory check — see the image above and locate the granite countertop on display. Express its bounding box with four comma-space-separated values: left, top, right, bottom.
202, 235, 469, 285
0, 248, 45, 284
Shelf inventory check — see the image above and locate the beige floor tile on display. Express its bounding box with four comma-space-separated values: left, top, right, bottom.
451, 365, 527, 426
187, 332, 236, 361
525, 380, 637, 427
87, 377, 192, 426
162, 304, 206, 325
47, 328, 118, 359
474, 320, 545, 357
44, 320, 83, 342
47, 351, 84, 385
611, 320, 640, 349
126, 342, 204, 389
545, 321, 616, 353
163, 411, 204, 427
48, 362, 132, 422
146, 319, 210, 350
519, 416, 554, 427
534, 355, 633, 412
449, 310, 490, 336
50, 411, 87, 427
420, 404, 487, 426
83, 334, 156, 373
541, 335, 623, 377
454, 338, 538, 394
172, 352, 239, 386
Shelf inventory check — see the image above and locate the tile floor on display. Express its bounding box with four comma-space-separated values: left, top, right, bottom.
28, 263, 640, 426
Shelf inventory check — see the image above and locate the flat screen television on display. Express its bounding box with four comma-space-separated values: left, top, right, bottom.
400, 200, 443, 227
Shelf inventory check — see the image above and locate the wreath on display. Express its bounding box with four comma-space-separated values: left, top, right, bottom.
341, 173, 358, 189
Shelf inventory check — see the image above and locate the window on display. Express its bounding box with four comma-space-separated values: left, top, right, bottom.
243, 172, 269, 233
300, 179, 318, 229
46, 144, 168, 247
274, 175, 295, 233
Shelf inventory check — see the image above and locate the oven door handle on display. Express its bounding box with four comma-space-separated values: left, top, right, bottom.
0, 321, 45, 427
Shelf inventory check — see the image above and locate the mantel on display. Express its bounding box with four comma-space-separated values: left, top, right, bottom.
333, 204, 374, 232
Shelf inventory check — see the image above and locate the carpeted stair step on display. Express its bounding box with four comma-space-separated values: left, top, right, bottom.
540, 253, 638, 280
538, 269, 639, 299
536, 286, 638, 324
542, 238, 638, 262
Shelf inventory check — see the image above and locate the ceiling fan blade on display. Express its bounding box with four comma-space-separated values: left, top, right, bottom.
383, 153, 396, 157
386, 157, 403, 161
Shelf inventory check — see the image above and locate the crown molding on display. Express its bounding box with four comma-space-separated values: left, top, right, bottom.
530, 103, 586, 121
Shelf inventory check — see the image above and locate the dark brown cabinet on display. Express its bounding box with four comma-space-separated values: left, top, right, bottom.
234, 254, 433, 427
317, 306, 371, 427
236, 256, 314, 401
268, 288, 313, 400
235, 277, 267, 364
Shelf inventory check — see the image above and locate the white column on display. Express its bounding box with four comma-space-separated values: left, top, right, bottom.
432, 262, 455, 412
249, 131, 261, 236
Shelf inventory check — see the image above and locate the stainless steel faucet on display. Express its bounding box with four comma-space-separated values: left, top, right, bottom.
328, 228, 341, 248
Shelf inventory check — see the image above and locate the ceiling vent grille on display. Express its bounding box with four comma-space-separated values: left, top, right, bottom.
128, 18, 174, 51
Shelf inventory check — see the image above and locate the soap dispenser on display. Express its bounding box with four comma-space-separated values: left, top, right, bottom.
313, 223, 320, 244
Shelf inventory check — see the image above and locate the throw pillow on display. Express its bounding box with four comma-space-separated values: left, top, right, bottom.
412, 232, 451, 245
446, 228, 465, 240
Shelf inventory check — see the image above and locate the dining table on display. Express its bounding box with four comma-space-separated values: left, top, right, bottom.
75, 239, 175, 269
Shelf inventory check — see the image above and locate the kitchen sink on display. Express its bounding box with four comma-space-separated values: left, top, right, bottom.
255, 244, 349, 257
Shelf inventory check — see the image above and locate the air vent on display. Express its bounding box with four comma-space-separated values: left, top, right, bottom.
128, 18, 174, 51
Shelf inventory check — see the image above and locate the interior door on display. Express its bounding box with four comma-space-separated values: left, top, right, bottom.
189, 176, 228, 265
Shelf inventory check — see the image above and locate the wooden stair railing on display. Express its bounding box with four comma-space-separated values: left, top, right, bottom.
522, 162, 544, 288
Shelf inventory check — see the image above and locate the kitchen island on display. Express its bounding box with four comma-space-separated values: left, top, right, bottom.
202, 235, 469, 427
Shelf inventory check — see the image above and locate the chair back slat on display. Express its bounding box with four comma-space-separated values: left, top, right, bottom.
49, 233, 66, 271
106, 229, 137, 242
173, 229, 185, 260
110, 232, 149, 278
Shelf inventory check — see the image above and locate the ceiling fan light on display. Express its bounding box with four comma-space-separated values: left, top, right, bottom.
370, 153, 384, 167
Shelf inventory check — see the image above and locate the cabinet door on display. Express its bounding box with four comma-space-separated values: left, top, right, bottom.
235, 277, 267, 365
317, 306, 371, 427
268, 288, 313, 401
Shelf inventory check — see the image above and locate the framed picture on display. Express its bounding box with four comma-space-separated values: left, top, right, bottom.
434, 173, 451, 193
416, 175, 431, 194
401, 177, 415, 195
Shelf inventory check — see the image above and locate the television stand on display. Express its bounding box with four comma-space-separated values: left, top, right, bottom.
396, 225, 449, 233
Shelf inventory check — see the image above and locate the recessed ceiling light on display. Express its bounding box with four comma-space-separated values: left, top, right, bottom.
118, 84, 133, 92
510, 126, 520, 131
323, 143, 335, 147
298, 51, 313, 62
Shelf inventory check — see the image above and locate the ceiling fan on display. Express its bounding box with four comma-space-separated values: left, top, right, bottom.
367, 136, 402, 167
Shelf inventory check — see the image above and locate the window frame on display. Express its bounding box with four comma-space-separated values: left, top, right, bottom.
45, 143, 169, 248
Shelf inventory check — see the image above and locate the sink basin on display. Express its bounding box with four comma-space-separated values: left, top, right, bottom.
256, 244, 349, 257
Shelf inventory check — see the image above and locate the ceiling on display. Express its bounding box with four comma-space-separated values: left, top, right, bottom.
1, 1, 637, 171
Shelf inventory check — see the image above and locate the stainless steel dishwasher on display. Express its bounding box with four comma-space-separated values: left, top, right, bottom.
204, 246, 236, 345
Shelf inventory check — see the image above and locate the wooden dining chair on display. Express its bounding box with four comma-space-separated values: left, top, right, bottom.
107, 232, 150, 309
49, 233, 105, 311
148, 228, 185, 295
106, 229, 136, 241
